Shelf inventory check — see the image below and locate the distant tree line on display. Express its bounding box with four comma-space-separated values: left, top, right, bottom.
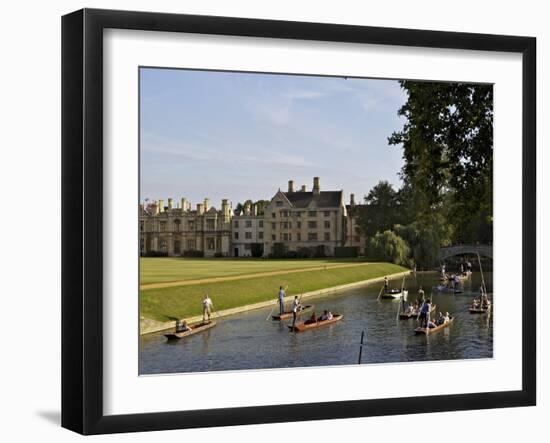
358, 81, 493, 268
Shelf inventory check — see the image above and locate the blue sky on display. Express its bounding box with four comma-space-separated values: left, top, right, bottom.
140, 68, 407, 208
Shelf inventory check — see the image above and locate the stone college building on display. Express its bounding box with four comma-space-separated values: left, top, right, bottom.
139, 177, 366, 258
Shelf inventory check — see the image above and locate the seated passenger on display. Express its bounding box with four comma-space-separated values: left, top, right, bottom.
319, 310, 329, 321
306, 312, 317, 324
427, 320, 437, 329
444, 312, 451, 323
326, 311, 333, 320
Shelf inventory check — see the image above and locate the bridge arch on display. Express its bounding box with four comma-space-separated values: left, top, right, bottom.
439, 244, 493, 261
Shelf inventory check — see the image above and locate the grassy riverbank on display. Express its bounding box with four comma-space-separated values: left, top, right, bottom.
140, 260, 406, 322
140, 256, 367, 285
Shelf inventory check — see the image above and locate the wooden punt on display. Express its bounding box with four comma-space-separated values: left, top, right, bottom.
381, 289, 408, 299
272, 305, 313, 321
288, 314, 343, 332
414, 317, 454, 335
164, 320, 217, 340
399, 304, 436, 320
469, 301, 491, 314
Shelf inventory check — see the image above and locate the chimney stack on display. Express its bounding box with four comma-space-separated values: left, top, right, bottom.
288, 180, 295, 193
313, 177, 320, 195
204, 198, 210, 212
167, 198, 173, 210
301, 185, 307, 192
350, 193, 356, 207
180, 198, 188, 211
197, 203, 204, 215
158, 199, 164, 212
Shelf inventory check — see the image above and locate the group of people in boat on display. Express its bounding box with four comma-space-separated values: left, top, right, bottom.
471, 285, 490, 310
415, 295, 451, 329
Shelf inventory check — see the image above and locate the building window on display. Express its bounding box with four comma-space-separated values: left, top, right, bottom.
259, 220, 263, 228
297, 221, 302, 229
271, 235, 276, 241
324, 220, 330, 229
271, 222, 276, 230
283, 221, 291, 229
216, 237, 221, 249
245, 220, 252, 228
140, 238, 145, 251
188, 220, 195, 230
272, 212, 276, 218
324, 232, 330, 241
308, 211, 317, 217
283, 233, 291, 241
234, 232, 239, 240
297, 233, 301, 241
174, 240, 181, 254
160, 239, 167, 251
276, 201, 283, 207
234, 220, 239, 228
206, 238, 215, 250
295, 211, 302, 217
245, 232, 252, 239
140, 222, 144, 232
174, 219, 181, 232
308, 232, 318, 241
308, 221, 317, 229
281, 210, 289, 217
206, 219, 215, 230
259, 231, 264, 239
187, 239, 196, 250
324, 211, 330, 217
160, 222, 166, 232
244, 244, 252, 250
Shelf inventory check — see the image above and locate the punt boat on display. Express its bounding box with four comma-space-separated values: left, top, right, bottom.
414, 317, 454, 335
288, 314, 343, 332
164, 320, 217, 340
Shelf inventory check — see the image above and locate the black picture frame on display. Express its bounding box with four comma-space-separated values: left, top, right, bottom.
62, 8, 536, 435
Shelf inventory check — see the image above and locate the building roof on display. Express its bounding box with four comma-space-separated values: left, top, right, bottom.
282, 190, 343, 208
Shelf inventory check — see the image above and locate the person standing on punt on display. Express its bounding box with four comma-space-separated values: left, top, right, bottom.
418, 286, 425, 302
291, 296, 301, 330
278, 286, 286, 316
202, 294, 213, 323
384, 276, 389, 293
419, 298, 432, 329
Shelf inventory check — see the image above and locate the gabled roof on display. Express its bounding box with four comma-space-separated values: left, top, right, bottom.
283, 190, 343, 208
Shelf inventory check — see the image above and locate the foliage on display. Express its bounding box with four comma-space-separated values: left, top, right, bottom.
141, 250, 168, 257
182, 249, 204, 258
250, 243, 264, 258
388, 81, 493, 245
394, 223, 440, 269
366, 230, 411, 267
334, 247, 359, 258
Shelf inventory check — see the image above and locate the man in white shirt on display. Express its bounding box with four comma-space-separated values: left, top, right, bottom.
202, 294, 213, 322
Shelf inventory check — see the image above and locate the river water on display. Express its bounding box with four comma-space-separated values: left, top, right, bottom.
139, 272, 493, 375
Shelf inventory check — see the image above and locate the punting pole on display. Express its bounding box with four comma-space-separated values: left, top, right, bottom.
265, 301, 276, 321
477, 252, 488, 296
377, 285, 384, 300
358, 330, 365, 364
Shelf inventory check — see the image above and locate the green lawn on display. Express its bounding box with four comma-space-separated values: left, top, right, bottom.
140, 262, 406, 322
140, 257, 367, 285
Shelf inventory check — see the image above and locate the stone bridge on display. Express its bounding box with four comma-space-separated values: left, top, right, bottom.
439, 244, 493, 261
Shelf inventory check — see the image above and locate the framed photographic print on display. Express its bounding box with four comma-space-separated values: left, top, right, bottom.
62, 8, 536, 435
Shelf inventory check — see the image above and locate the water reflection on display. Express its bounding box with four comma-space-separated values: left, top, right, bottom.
139, 272, 493, 374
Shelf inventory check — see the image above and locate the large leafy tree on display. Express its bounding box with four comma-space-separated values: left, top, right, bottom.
357, 181, 401, 237
389, 81, 493, 244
